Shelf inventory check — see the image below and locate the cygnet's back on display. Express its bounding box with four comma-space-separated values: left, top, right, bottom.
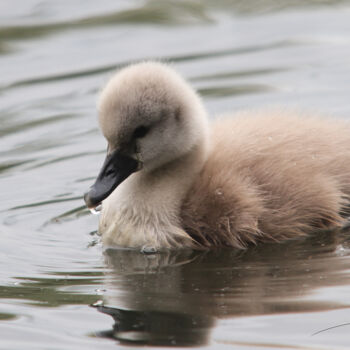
84, 62, 350, 250
182, 110, 350, 248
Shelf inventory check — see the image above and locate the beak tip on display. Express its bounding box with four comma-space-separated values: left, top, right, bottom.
84, 191, 100, 209
84, 151, 140, 210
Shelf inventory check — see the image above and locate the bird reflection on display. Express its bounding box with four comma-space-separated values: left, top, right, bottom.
93, 230, 350, 346
94, 304, 213, 346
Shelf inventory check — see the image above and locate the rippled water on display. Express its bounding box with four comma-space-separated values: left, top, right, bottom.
2, 1, 350, 349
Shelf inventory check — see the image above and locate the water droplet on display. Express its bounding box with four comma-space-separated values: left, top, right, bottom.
335, 244, 349, 256
215, 189, 223, 196
95, 288, 106, 295
91, 300, 104, 307
90, 204, 102, 215
140, 245, 157, 254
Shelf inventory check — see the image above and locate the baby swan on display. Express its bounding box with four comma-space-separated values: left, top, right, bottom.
84, 61, 350, 250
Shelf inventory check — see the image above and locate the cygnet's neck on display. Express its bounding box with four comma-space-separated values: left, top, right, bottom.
140, 138, 209, 205
99, 134, 209, 249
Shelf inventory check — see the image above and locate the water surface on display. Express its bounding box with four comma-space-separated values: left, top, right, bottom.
1, 1, 350, 349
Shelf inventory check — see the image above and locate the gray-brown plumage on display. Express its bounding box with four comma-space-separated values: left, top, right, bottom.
181, 111, 350, 248
84, 61, 350, 250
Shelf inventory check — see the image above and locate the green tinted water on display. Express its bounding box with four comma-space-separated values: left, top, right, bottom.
1, 1, 350, 349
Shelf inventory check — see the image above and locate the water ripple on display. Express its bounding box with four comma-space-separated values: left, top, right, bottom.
2, 39, 300, 91
0, 1, 210, 41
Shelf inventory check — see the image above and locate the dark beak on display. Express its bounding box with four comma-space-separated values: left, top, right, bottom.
84, 151, 140, 209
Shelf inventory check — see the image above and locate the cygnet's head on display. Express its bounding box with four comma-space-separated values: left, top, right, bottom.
84, 61, 208, 209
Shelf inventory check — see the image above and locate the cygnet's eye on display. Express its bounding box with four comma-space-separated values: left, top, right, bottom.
133, 125, 149, 139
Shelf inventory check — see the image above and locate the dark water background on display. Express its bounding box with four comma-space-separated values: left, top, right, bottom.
1, 1, 350, 349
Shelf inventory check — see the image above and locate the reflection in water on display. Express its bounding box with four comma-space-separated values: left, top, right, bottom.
94, 304, 213, 346
0, 272, 103, 307
96, 231, 350, 346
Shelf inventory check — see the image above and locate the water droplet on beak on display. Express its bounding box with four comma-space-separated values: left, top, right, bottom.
89, 204, 102, 215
